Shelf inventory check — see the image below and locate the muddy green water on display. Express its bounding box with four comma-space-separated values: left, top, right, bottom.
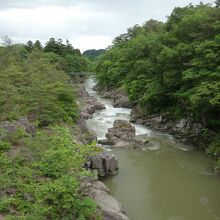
85, 78, 220, 220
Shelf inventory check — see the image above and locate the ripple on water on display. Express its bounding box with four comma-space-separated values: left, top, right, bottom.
200, 195, 209, 207
174, 144, 194, 152
146, 141, 161, 151
175, 157, 215, 176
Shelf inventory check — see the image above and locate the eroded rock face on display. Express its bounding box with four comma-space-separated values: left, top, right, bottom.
113, 95, 131, 108
130, 106, 205, 147
81, 179, 129, 220
87, 152, 119, 177
73, 116, 97, 144
106, 120, 136, 144
100, 89, 133, 108
99, 120, 149, 149
0, 117, 35, 139
78, 85, 105, 119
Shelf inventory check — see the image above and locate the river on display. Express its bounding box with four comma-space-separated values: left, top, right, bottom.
85, 78, 220, 220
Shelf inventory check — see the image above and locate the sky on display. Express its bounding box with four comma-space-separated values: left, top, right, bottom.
0, 0, 213, 52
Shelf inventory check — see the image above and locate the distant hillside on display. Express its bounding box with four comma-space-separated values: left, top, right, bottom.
83, 49, 106, 59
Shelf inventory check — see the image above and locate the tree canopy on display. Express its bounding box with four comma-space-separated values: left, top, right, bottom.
96, 3, 220, 160
97, 3, 220, 127
0, 38, 99, 219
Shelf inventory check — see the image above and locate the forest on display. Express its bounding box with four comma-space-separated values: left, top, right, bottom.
96, 2, 220, 165
0, 38, 99, 219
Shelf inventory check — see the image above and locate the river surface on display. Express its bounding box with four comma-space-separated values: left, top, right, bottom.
85, 78, 220, 220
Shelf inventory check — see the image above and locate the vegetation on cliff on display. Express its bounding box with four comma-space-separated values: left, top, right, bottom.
83, 49, 106, 61
0, 39, 99, 219
96, 2, 220, 164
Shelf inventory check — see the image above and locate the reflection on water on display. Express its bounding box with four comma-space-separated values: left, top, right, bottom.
85, 78, 220, 220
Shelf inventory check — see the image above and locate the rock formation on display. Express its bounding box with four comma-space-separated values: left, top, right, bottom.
99, 120, 149, 149
98, 88, 133, 108
0, 117, 35, 139
130, 105, 205, 146
77, 84, 105, 119
86, 152, 119, 177
81, 179, 129, 220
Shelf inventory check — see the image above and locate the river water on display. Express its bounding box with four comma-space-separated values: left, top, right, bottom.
85, 78, 220, 220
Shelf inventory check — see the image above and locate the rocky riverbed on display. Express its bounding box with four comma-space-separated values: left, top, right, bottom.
75, 80, 130, 220
96, 86, 208, 150
94, 85, 133, 109
130, 105, 206, 148
82, 77, 220, 220
77, 83, 106, 120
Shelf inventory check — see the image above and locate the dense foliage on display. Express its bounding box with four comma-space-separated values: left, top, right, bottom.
0, 40, 99, 219
83, 49, 106, 60
0, 126, 98, 219
0, 45, 79, 126
44, 38, 89, 73
0, 38, 91, 125
96, 3, 220, 161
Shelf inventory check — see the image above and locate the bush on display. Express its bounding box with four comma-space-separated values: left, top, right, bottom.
0, 126, 99, 219
0, 141, 11, 153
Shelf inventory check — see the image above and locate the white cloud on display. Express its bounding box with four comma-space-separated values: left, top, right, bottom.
72, 34, 112, 51
0, 5, 117, 51
0, 0, 213, 51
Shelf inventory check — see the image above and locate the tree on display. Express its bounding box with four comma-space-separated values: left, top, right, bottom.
96, 2, 220, 157
26, 40, 34, 52
34, 40, 43, 50
1, 36, 13, 46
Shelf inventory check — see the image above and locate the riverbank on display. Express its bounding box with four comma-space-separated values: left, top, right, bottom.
74, 77, 130, 220
95, 84, 220, 172
85, 77, 220, 220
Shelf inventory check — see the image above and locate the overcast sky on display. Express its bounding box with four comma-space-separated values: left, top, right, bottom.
0, 0, 213, 52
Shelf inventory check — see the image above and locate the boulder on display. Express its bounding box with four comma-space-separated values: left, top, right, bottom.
100, 89, 133, 108
106, 120, 136, 144
0, 117, 35, 139
17, 117, 35, 134
192, 123, 204, 134
103, 120, 149, 149
176, 119, 188, 129
113, 96, 132, 108
101, 91, 114, 99
82, 180, 129, 220
88, 152, 119, 177
174, 119, 204, 136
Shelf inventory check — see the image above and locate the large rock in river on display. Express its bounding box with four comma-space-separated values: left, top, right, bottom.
99, 120, 149, 149
106, 120, 136, 143
86, 152, 119, 177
